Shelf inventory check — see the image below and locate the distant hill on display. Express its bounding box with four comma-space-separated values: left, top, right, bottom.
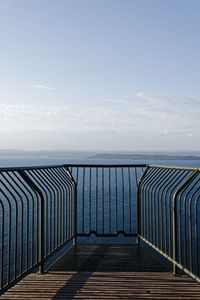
1, 150, 200, 161
91, 153, 200, 160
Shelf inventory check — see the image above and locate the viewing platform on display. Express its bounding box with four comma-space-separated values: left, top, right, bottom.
0, 164, 200, 299
2, 244, 200, 299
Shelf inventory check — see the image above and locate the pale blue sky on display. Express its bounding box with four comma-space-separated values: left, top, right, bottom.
0, 0, 200, 150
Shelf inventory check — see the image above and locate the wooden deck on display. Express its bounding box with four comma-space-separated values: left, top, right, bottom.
1, 244, 200, 299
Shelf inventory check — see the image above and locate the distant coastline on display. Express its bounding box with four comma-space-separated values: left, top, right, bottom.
0, 149, 200, 161
91, 153, 200, 160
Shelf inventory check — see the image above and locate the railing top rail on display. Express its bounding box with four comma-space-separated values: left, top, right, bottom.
0, 163, 147, 172
0, 164, 69, 172
1, 163, 200, 172
64, 163, 148, 168
148, 164, 199, 171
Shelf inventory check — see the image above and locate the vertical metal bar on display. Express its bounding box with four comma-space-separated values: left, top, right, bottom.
59, 168, 72, 240
195, 195, 200, 276
135, 168, 138, 186
66, 168, 77, 239
189, 196, 193, 273
137, 166, 151, 244
102, 167, 104, 234
109, 168, 111, 234
61, 169, 65, 243
96, 168, 98, 233
70, 175, 73, 239
128, 167, 131, 234
75, 167, 79, 235
121, 168, 125, 232
0, 201, 4, 290
89, 167, 92, 233
82, 168, 85, 235
115, 167, 118, 233
178, 192, 182, 265
76, 167, 79, 184
67, 174, 70, 240
54, 169, 64, 244
73, 183, 77, 245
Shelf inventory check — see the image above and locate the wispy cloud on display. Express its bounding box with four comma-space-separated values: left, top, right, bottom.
134, 92, 200, 109
0, 101, 199, 134
0, 93, 200, 150
28, 84, 55, 90
105, 98, 130, 105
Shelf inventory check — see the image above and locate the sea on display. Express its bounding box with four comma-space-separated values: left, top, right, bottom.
0, 150, 200, 168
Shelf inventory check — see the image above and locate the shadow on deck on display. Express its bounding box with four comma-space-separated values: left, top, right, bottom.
1, 244, 200, 299
49, 244, 166, 272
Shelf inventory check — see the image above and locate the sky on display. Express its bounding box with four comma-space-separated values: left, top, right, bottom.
0, 0, 200, 151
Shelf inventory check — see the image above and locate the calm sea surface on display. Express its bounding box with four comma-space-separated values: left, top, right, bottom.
0, 155, 200, 168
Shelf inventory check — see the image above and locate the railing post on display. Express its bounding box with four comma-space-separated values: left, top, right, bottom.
172, 170, 199, 275
39, 196, 45, 274
64, 166, 77, 246
137, 166, 149, 246
18, 170, 45, 274
73, 183, 77, 245
137, 186, 141, 246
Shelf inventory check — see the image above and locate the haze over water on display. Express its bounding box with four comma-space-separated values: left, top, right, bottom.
0, 150, 200, 168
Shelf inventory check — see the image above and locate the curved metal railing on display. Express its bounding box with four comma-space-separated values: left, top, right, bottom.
0, 162, 200, 295
0, 165, 76, 294
138, 165, 200, 282
66, 164, 146, 237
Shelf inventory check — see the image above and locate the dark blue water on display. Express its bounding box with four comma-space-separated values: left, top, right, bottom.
0, 154, 200, 168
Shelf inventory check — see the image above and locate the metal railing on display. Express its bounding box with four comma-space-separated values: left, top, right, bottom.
0, 165, 76, 295
67, 164, 146, 237
0, 163, 200, 295
138, 165, 200, 282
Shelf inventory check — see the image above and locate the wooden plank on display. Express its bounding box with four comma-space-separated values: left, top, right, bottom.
1, 244, 200, 299
1, 272, 200, 299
